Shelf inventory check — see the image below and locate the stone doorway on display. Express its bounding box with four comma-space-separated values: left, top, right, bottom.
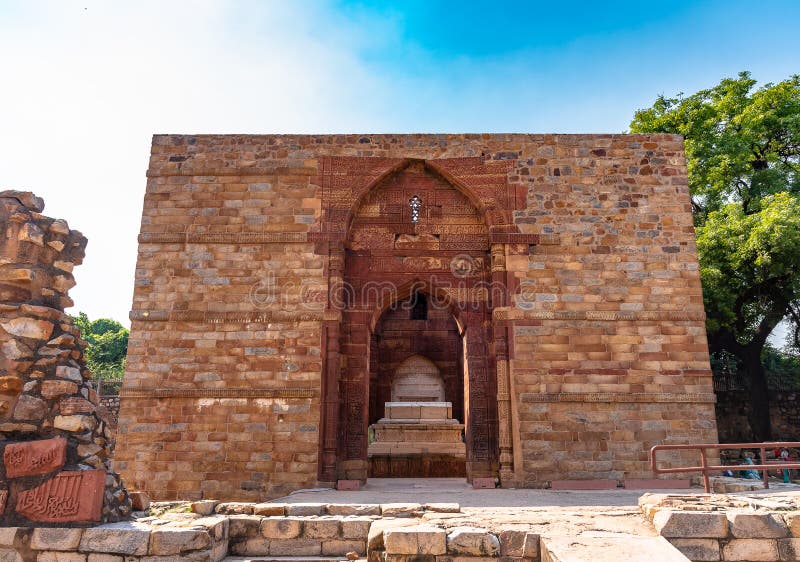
367, 296, 467, 478
322, 159, 500, 484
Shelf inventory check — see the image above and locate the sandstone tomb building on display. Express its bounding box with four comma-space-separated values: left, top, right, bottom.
117, 134, 718, 501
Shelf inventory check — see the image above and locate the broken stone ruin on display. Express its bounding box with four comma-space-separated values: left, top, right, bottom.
0, 190, 131, 525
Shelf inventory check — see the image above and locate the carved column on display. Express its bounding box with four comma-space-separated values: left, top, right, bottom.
491, 243, 515, 485
318, 247, 344, 483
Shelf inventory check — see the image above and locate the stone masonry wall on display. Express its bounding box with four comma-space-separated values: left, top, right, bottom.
0, 191, 130, 524
117, 134, 717, 500
715, 390, 800, 443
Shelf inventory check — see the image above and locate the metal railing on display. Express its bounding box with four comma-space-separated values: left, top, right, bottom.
650, 442, 800, 493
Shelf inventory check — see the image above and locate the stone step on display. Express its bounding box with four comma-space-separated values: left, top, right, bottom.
223, 558, 364, 562
541, 534, 690, 562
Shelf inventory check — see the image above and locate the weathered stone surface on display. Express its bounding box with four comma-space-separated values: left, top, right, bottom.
728, 512, 788, 538
52, 414, 96, 432
544, 535, 688, 562
367, 518, 419, 551
40, 380, 78, 400
0, 318, 53, 340
252, 502, 284, 516
128, 492, 150, 512
777, 538, 800, 561
499, 530, 539, 557
381, 503, 423, 517
79, 522, 150, 555
229, 538, 270, 556
17, 470, 105, 523
228, 515, 263, 539
285, 502, 326, 516
327, 503, 380, 516
784, 511, 800, 537
0, 491, 7, 515
446, 526, 500, 556
54, 366, 81, 383
215, 502, 254, 515
1, 190, 44, 212
12, 394, 47, 421
148, 527, 211, 555
269, 538, 322, 556
191, 500, 218, 515
30, 527, 83, 550
0, 376, 23, 396
341, 516, 373, 540
384, 525, 447, 555
303, 517, 341, 539
261, 516, 303, 539
721, 538, 779, 561
323, 539, 366, 556
0, 549, 23, 562
669, 538, 720, 561
3, 437, 66, 478
424, 503, 460, 513
653, 510, 729, 538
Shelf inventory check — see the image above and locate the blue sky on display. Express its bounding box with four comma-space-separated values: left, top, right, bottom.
0, 0, 799, 336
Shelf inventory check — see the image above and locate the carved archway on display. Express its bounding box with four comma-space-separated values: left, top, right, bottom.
315, 156, 522, 485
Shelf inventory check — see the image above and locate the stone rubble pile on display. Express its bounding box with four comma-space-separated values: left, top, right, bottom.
0, 191, 130, 525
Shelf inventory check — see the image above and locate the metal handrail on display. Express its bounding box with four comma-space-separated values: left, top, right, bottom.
650, 442, 800, 493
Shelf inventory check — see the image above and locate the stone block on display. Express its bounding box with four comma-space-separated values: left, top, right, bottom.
341, 516, 373, 539
381, 503, 423, 517
30, 528, 83, 551
383, 525, 447, 555
0, 318, 53, 339
261, 517, 303, 539
322, 539, 366, 556
79, 522, 151, 555
53, 415, 95, 432
285, 502, 326, 516
653, 510, 729, 538
229, 538, 270, 556
148, 527, 211, 555
253, 502, 285, 516
784, 512, 800, 537
337, 480, 361, 490
17, 470, 105, 523
215, 502, 254, 514
499, 530, 539, 558
446, 526, 500, 556
777, 538, 800, 561
228, 515, 263, 539
4, 438, 67, 478
367, 518, 419, 551
328, 503, 381, 516
39, 380, 77, 400
669, 538, 720, 561
303, 517, 340, 539
193, 515, 228, 541
36, 553, 85, 562
728, 512, 788, 538
269, 538, 322, 556
191, 499, 218, 515
424, 503, 460, 513
128, 491, 150, 511
721, 538, 779, 561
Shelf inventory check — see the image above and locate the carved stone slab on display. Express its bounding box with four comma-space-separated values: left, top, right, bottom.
16, 469, 105, 523
3, 437, 66, 478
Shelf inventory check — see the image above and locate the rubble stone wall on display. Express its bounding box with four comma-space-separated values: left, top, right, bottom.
0, 191, 130, 524
117, 134, 717, 500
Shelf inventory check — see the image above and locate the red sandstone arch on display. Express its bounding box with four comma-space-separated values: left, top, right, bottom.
317, 159, 500, 483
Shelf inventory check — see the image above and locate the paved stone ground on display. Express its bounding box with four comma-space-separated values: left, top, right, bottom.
276, 478, 800, 561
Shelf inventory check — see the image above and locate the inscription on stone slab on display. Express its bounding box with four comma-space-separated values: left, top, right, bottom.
16, 469, 105, 523
3, 437, 66, 478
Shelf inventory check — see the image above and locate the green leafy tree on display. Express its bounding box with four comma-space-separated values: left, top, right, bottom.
631, 72, 800, 440
72, 312, 129, 381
